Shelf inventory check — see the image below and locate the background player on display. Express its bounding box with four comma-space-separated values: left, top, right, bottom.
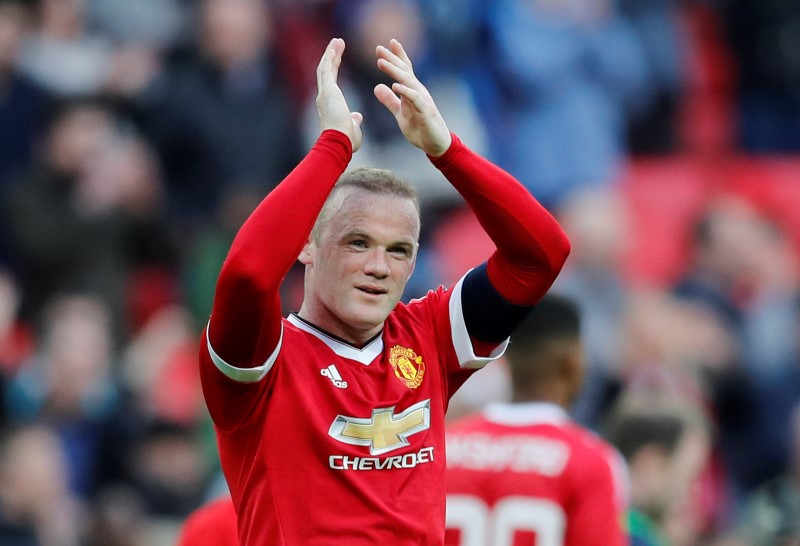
198, 36, 570, 545
175, 495, 238, 546
445, 294, 626, 546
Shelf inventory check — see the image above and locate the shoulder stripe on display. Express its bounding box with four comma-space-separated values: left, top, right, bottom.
206, 322, 283, 383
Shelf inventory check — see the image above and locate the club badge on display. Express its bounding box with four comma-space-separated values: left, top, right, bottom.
389, 345, 425, 389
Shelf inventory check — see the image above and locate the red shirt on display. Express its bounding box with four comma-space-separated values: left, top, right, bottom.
445, 403, 627, 546
200, 130, 569, 545
202, 281, 504, 545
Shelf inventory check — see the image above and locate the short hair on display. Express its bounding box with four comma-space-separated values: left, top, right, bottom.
504, 294, 581, 387
508, 294, 581, 351
311, 166, 420, 242
604, 395, 709, 462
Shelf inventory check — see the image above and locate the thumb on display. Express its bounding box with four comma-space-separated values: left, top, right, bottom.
350, 111, 363, 153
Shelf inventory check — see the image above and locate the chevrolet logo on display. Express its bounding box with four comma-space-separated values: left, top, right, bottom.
329, 400, 431, 455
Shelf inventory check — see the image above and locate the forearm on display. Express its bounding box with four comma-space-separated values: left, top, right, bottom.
430, 134, 570, 306
209, 130, 352, 366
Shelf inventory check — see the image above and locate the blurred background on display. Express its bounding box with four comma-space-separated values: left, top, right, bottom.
0, 0, 798, 544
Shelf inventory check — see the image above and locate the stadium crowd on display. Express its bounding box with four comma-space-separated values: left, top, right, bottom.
0, 0, 799, 544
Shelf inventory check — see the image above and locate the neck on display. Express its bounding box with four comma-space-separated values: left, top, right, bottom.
296, 307, 381, 348
511, 383, 571, 408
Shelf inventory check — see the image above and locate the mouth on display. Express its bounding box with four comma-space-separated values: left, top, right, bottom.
356, 285, 388, 296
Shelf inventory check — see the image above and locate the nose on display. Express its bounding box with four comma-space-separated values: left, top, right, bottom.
364, 249, 390, 278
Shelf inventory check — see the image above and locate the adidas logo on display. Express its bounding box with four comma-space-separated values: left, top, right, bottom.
320, 364, 348, 389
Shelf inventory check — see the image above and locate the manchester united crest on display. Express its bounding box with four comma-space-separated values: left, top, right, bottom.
389, 345, 425, 389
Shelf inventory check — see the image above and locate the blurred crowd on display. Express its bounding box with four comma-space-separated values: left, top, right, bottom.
0, 0, 799, 544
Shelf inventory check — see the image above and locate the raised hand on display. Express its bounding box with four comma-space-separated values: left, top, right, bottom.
373, 39, 452, 157
316, 38, 363, 152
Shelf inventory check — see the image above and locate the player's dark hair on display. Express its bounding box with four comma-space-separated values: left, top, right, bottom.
504, 294, 581, 391
508, 294, 580, 350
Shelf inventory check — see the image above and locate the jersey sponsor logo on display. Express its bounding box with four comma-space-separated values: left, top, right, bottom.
320, 364, 348, 389
328, 399, 431, 455
329, 446, 434, 471
389, 345, 425, 388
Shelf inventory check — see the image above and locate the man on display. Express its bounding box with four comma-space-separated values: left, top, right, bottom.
445, 294, 627, 546
606, 395, 710, 546
199, 37, 570, 545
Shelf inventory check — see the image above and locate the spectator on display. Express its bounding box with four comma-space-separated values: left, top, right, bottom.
445, 294, 627, 546
17, 0, 113, 97
0, 0, 53, 265
480, 0, 651, 208
618, 0, 687, 154
126, 419, 209, 520
739, 403, 800, 545
722, 0, 800, 152
553, 186, 632, 427
0, 0, 51, 189
0, 425, 82, 546
307, 0, 489, 210
675, 195, 800, 493
4, 294, 122, 500
136, 0, 302, 225
606, 394, 711, 546
3, 101, 173, 333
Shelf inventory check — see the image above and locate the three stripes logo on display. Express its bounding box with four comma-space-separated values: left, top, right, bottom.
321, 364, 348, 389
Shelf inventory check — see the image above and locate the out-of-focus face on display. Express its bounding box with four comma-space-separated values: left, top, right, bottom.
0, 2, 27, 69
48, 105, 114, 176
353, 0, 423, 65
201, 0, 270, 69
299, 188, 419, 344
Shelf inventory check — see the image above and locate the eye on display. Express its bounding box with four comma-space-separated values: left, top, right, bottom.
389, 246, 413, 258
349, 239, 368, 249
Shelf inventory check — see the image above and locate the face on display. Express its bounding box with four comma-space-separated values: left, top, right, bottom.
299, 188, 419, 344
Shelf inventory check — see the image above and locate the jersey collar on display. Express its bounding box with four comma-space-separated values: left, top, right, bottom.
288, 314, 384, 365
483, 402, 570, 427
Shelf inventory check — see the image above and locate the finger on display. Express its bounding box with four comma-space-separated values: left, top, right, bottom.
389, 39, 413, 72
374, 84, 401, 116
376, 57, 416, 88
330, 38, 344, 80
392, 83, 426, 113
316, 45, 334, 92
351, 111, 363, 128
376, 44, 412, 76
316, 38, 344, 91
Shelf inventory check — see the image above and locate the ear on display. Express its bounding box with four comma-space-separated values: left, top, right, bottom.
298, 235, 314, 265
559, 340, 585, 403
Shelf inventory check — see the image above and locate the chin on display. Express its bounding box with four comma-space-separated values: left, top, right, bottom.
344, 304, 391, 331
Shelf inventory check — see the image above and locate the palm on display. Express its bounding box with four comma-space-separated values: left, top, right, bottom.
373, 40, 451, 157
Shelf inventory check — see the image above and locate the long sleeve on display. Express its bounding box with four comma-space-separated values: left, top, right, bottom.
430, 134, 570, 306
208, 130, 352, 368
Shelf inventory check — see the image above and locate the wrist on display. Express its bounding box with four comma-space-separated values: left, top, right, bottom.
426, 132, 453, 158
427, 132, 461, 165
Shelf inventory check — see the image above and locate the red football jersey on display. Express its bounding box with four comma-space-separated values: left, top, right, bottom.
445, 403, 627, 546
201, 278, 505, 545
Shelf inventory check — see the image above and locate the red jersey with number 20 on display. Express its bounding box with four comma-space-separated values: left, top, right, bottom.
445, 403, 627, 546
201, 276, 504, 546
